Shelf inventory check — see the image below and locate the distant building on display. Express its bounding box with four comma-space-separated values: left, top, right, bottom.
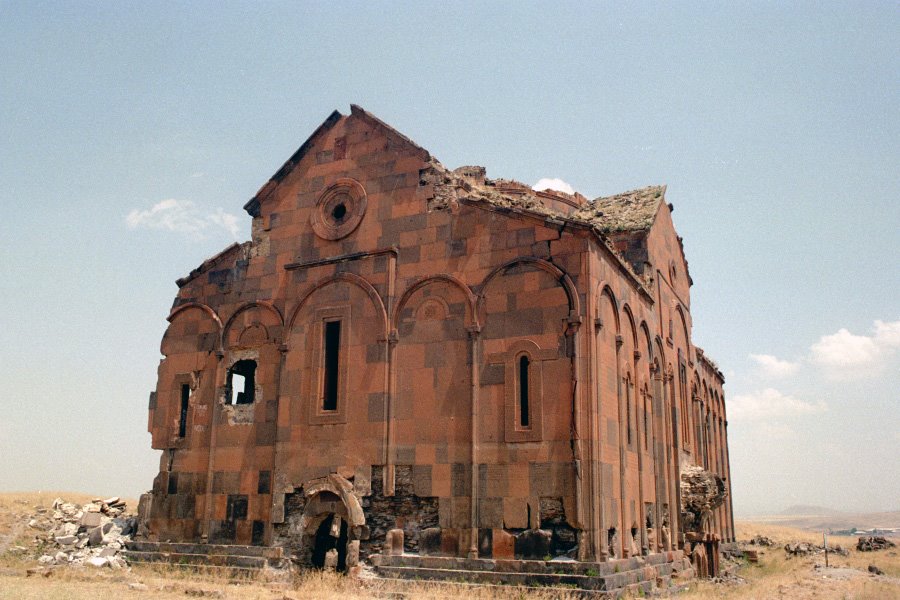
140, 106, 734, 573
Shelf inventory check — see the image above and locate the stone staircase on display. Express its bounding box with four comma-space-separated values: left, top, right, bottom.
122, 540, 288, 573
370, 551, 694, 597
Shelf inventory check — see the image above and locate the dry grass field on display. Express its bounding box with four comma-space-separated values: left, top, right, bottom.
1, 493, 898, 599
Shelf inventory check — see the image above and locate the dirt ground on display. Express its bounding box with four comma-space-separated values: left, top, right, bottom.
1, 493, 898, 599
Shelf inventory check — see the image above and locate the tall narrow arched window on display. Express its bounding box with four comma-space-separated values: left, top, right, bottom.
625, 375, 633, 446
643, 391, 650, 451
518, 355, 531, 428
178, 384, 190, 438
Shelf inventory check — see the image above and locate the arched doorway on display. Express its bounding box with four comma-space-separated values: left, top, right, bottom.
274, 474, 367, 572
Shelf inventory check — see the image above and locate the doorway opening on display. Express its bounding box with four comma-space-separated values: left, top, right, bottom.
311, 514, 348, 571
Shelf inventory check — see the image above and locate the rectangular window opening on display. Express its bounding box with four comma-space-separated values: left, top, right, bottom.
323, 320, 341, 411
227, 360, 257, 405
518, 355, 530, 428
178, 383, 190, 437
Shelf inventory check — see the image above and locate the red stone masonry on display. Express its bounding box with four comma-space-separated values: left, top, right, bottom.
142, 105, 733, 566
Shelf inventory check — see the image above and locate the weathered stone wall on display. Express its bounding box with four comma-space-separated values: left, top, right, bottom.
361, 466, 438, 558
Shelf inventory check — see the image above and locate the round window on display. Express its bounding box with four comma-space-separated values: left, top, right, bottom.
310, 178, 367, 240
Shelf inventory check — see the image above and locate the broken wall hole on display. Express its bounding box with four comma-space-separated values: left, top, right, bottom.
226, 359, 256, 405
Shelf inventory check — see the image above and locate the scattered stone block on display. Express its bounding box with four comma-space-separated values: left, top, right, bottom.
323, 549, 338, 571
346, 540, 360, 567
386, 528, 404, 556
81, 512, 102, 528
88, 526, 103, 547
86, 556, 108, 568
858, 536, 896, 552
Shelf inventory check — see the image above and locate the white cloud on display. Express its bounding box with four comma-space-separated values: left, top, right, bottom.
729, 388, 826, 421
208, 208, 240, 239
809, 319, 900, 376
126, 199, 240, 239
749, 353, 801, 378
532, 178, 575, 195
754, 422, 796, 440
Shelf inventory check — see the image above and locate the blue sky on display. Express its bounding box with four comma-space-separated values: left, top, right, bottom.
1, 2, 897, 515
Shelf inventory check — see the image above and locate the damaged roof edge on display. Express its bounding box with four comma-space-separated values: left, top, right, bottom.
242, 109, 344, 217
695, 345, 724, 383
175, 242, 249, 289
458, 197, 655, 303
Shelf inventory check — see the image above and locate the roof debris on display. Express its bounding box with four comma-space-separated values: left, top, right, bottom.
421, 159, 668, 291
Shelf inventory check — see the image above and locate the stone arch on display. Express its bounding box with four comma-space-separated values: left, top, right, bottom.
393, 274, 477, 330
303, 474, 366, 529
223, 301, 284, 349
597, 283, 621, 334
278, 474, 366, 571
622, 304, 638, 351
477, 256, 580, 324
161, 302, 223, 356
287, 272, 388, 341
394, 274, 474, 453
654, 337, 667, 376
640, 322, 655, 366
284, 272, 387, 427
674, 304, 691, 358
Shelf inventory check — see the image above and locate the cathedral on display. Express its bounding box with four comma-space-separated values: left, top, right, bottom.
139, 105, 733, 580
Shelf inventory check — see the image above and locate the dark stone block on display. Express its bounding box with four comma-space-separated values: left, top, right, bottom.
448, 238, 466, 257
175, 493, 195, 519
420, 527, 442, 555
451, 463, 471, 496
481, 363, 505, 385
368, 392, 385, 422
255, 421, 276, 445
257, 470, 271, 495
366, 343, 383, 363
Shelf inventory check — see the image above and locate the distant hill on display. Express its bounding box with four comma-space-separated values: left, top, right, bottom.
751, 508, 900, 532
780, 504, 845, 516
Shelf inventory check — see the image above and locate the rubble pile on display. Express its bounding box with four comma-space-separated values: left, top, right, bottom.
680, 465, 727, 532
857, 536, 896, 552
26, 497, 136, 568
748, 535, 775, 546
783, 541, 849, 557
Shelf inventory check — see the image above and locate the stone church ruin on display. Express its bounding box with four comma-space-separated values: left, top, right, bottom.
133, 106, 734, 592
